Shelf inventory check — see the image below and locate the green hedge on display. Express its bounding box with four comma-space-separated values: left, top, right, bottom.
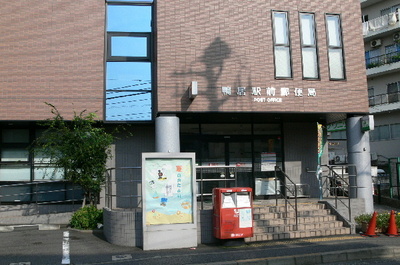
69, 206, 103, 230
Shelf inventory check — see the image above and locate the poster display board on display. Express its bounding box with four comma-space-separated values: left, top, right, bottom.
142, 153, 197, 250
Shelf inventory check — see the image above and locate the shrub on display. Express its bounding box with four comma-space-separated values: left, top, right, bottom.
354, 212, 398, 230
69, 206, 103, 230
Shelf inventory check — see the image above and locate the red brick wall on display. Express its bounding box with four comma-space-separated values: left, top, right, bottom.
0, 1, 104, 120
156, 0, 368, 114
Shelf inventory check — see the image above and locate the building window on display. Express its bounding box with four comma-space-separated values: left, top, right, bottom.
391, 124, 400, 140
368, 87, 374, 106
0, 129, 65, 182
272, 11, 292, 79
381, 5, 400, 16
300, 13, 319, 79
326, 14, 345, 80
385, 44, 400, 64
106, 2, 153, 121
371, 125, 390, 141
387, 81, 400, 103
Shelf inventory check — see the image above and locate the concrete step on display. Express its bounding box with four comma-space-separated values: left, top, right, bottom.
253, 208, 331, 219
248, 201, 351, 242
245, 227, 351, 242
253, 203, 325, 214
253, 214, 337, 226
254, 220, 345, 233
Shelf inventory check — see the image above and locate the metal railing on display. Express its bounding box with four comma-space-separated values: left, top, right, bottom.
369, 91, 400, 106
366, 50, 400, 69
319, 164, 357, 222
0, 180, 83, 208
274, 166, 299, 230
105, 167, 142, 210
362, 12, 398, 36
196, 165, 237, 210
104, 165, 239, 211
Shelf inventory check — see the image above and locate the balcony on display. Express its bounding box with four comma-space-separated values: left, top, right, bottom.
360, 0, 384, 9
369, 91, 400, 113
363, 12, 400, 41
365, 50, 400, 77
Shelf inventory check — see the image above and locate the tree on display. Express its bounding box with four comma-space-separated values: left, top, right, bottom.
33, 103, 114, 207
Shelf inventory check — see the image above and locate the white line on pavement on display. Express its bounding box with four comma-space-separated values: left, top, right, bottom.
62, 231, 70, 265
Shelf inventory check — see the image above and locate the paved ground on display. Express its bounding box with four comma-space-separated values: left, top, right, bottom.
1, 226, 400, 265
1, 202, 400, 265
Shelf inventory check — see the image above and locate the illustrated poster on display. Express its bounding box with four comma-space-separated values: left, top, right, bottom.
144, 158, 193, 225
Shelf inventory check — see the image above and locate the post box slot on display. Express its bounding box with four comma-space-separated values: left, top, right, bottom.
222, 192, 236, 208
236, 192, 251, 207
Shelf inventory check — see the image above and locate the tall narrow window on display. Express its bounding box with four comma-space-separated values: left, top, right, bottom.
300, 13, 319, 79
326, 14, 345, 80
273, 11, 292, 78
106, 1, 153, 121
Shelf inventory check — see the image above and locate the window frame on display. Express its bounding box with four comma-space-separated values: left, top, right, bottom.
299, 12, 320, 80
371, 125, 391, 141
105, 1, 154, 122
107, 32, 152, 61
325, 13, 346, 81
272, 10, 293, 79
391, 123, 400, 140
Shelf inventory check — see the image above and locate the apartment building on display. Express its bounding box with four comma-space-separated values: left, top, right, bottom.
361, 0, 400, 165
0, 1, 370, 241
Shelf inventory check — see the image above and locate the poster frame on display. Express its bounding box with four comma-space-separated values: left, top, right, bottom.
141, 152, 197, 250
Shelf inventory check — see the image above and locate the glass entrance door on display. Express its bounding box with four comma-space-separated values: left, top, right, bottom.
228, 141, 253, 188
180, 123, 283, 195
201, 137, 253, 188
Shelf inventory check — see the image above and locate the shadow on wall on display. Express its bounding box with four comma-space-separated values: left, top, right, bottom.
174, 37, 243, 111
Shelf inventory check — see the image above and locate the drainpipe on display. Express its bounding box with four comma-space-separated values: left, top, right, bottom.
155, 115, 180, 153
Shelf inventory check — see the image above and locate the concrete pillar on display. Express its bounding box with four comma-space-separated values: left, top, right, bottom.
155, 115, 180, 153
346, 116, 373, 213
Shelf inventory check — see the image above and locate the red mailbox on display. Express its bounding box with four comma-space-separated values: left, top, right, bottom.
213, 187, 253, 239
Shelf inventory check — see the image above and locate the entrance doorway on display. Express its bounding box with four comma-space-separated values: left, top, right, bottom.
201, 137, 253, 188
180, 123, 283, 194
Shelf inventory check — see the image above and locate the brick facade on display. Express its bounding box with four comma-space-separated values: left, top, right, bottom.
0, 1, 104, 120
0, 1, 368, 120
156, 0, 368, 114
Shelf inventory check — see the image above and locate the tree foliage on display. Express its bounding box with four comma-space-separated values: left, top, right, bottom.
33, 103, 114, 206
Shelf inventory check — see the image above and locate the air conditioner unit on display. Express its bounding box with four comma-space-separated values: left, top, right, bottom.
370, 39, 382, 48
334, 155, 346, 164
393, 32, 400, 42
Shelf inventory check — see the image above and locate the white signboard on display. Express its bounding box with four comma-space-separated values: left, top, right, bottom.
261, 152, 276, 171
239, 208, 252, 228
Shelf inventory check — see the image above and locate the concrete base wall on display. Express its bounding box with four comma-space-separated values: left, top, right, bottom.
103, 208, 143, 247
103, 208, 218, 247
103, 199, 365, 248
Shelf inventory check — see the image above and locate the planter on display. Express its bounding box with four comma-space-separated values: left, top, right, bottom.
361, 222, 386, 234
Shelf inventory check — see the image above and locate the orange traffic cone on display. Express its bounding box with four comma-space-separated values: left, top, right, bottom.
386, 210, 399, 237
362, 211, 379, 237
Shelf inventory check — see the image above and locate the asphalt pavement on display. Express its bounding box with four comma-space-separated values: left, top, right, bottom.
2, 202, 400, 265
2, 227, 400, 265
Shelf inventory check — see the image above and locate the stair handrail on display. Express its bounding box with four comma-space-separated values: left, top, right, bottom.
274, 166, 298, 230
320, 164, 356, 223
